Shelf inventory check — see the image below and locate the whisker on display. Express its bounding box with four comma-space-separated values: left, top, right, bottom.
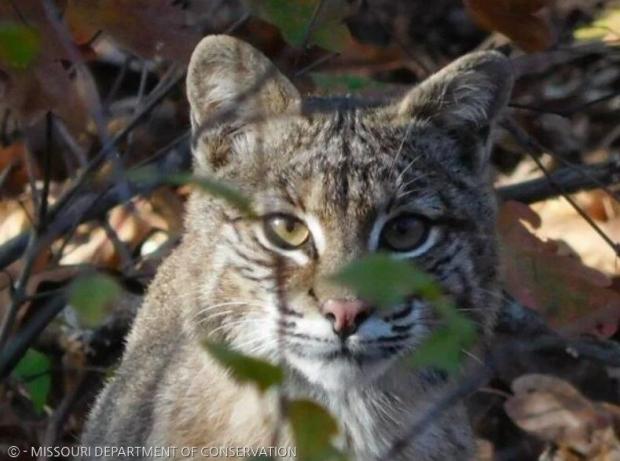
395, 157, 422, 187
198, 307, 265, 324
461, 348, 485, 365
193, 300, 271, 321
389, 118, 416, 179
207, 317, 266, 337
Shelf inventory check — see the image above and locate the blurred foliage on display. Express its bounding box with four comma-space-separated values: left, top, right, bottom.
12, 348, 51, 414
203, 341, 284, 392
69, 273, 121, 328
131, 168, 255, 217
331, 254, 441, 308
287, 399, 347, 461
311, 73, 384, 92
249, 0, 353, 50
0, 23, 40, 69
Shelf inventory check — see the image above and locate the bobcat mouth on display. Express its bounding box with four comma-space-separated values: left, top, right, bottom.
284, 340, 405, 389
287, 340, 405, 365
322, 346, 364, 363
324, 347, 403, 364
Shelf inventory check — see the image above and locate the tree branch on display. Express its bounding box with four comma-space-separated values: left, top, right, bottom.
496, 159, 620, 204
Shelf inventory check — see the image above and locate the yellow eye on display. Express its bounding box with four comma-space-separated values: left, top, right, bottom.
263, 215, 310, 249
380, 215, 430, 252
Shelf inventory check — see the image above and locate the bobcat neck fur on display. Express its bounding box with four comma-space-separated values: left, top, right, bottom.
82, 35, 514, 460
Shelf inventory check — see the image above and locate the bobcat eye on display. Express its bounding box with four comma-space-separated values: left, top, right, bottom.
380, 214, 430, 252
263, 214, 310, 249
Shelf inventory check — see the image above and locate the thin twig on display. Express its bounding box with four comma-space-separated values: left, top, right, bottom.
510, 89, 620, 117
42, 0, 132, 205
104, 56, 132, 107
299, 0, 328, 51
383, 364, 491, 460
294, 51, 340, 77
0, 232, 38, 348
38, 113, 53, 231
100, 216, 135, 272
544, 151, 620, 204
48, 69, 185, 225
40, 372, 88, 451
502, 118, 620, 257
0, 162, 13, 191
0, 296, 66, 379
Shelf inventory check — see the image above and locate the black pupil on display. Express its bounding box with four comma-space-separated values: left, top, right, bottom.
284, 219, 296, 232
394, 221, 411, 234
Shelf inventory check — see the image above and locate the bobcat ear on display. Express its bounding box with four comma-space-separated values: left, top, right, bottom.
398, 51, 513, 130
187, 34, 300, 136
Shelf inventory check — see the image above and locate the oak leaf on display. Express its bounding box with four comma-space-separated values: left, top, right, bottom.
498, 201, 620, 337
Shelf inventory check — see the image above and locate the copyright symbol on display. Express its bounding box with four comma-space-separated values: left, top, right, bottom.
7, 446, 20, 458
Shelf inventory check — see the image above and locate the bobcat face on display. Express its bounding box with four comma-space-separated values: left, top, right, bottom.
186, 36, 513, 390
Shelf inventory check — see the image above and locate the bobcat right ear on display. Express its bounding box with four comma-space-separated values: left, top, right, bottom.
187, 35, 301, 171
398, 51, 513, 130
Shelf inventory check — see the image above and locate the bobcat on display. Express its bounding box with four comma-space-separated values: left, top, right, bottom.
82, 35, 513, 460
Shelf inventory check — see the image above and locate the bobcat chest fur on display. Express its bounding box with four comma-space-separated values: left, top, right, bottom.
81, 35, 513, 460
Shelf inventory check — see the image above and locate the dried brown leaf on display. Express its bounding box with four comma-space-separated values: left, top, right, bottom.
464, 0, 554, 52
65, 0, 201, 63
498, 201, 620, 337
505, 374, 620, 459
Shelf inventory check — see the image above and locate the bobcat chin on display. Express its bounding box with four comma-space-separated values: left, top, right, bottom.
81, 35, 513, 460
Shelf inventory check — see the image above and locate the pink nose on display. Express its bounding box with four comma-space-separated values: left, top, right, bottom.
321, 298, 372, 337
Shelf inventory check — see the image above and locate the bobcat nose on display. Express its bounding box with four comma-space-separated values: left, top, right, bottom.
322, 298, 372, 338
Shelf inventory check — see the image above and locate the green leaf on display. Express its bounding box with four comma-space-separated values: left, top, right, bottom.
69, 273, 121, 327
311, 73, 384, 92
0, 23, 40, 69
249, 0, 352, 51
411, 297, 477, 373
129, 167, 254, 216
203, 341, 283, 392
12, 349, 51, 413
188, 174, 255, 217
411, 325, 476, 373
330, 253, 442, 309
287, 399, 347, 461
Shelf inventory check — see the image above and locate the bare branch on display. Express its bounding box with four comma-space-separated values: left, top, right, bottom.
497, 160, 620, 204
502, 118, 620, 257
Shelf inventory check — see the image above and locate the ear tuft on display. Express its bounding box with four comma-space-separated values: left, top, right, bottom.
187, 35, 300, 130
398, 51, 514, 128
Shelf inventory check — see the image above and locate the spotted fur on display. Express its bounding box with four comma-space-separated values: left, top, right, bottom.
82, 35, 513, 460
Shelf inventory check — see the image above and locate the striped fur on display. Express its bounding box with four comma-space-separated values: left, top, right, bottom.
82, 36, 513, 460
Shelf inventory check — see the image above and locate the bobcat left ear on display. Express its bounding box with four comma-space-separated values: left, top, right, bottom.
186, 35, 301, 173
398, 51, 514, 130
